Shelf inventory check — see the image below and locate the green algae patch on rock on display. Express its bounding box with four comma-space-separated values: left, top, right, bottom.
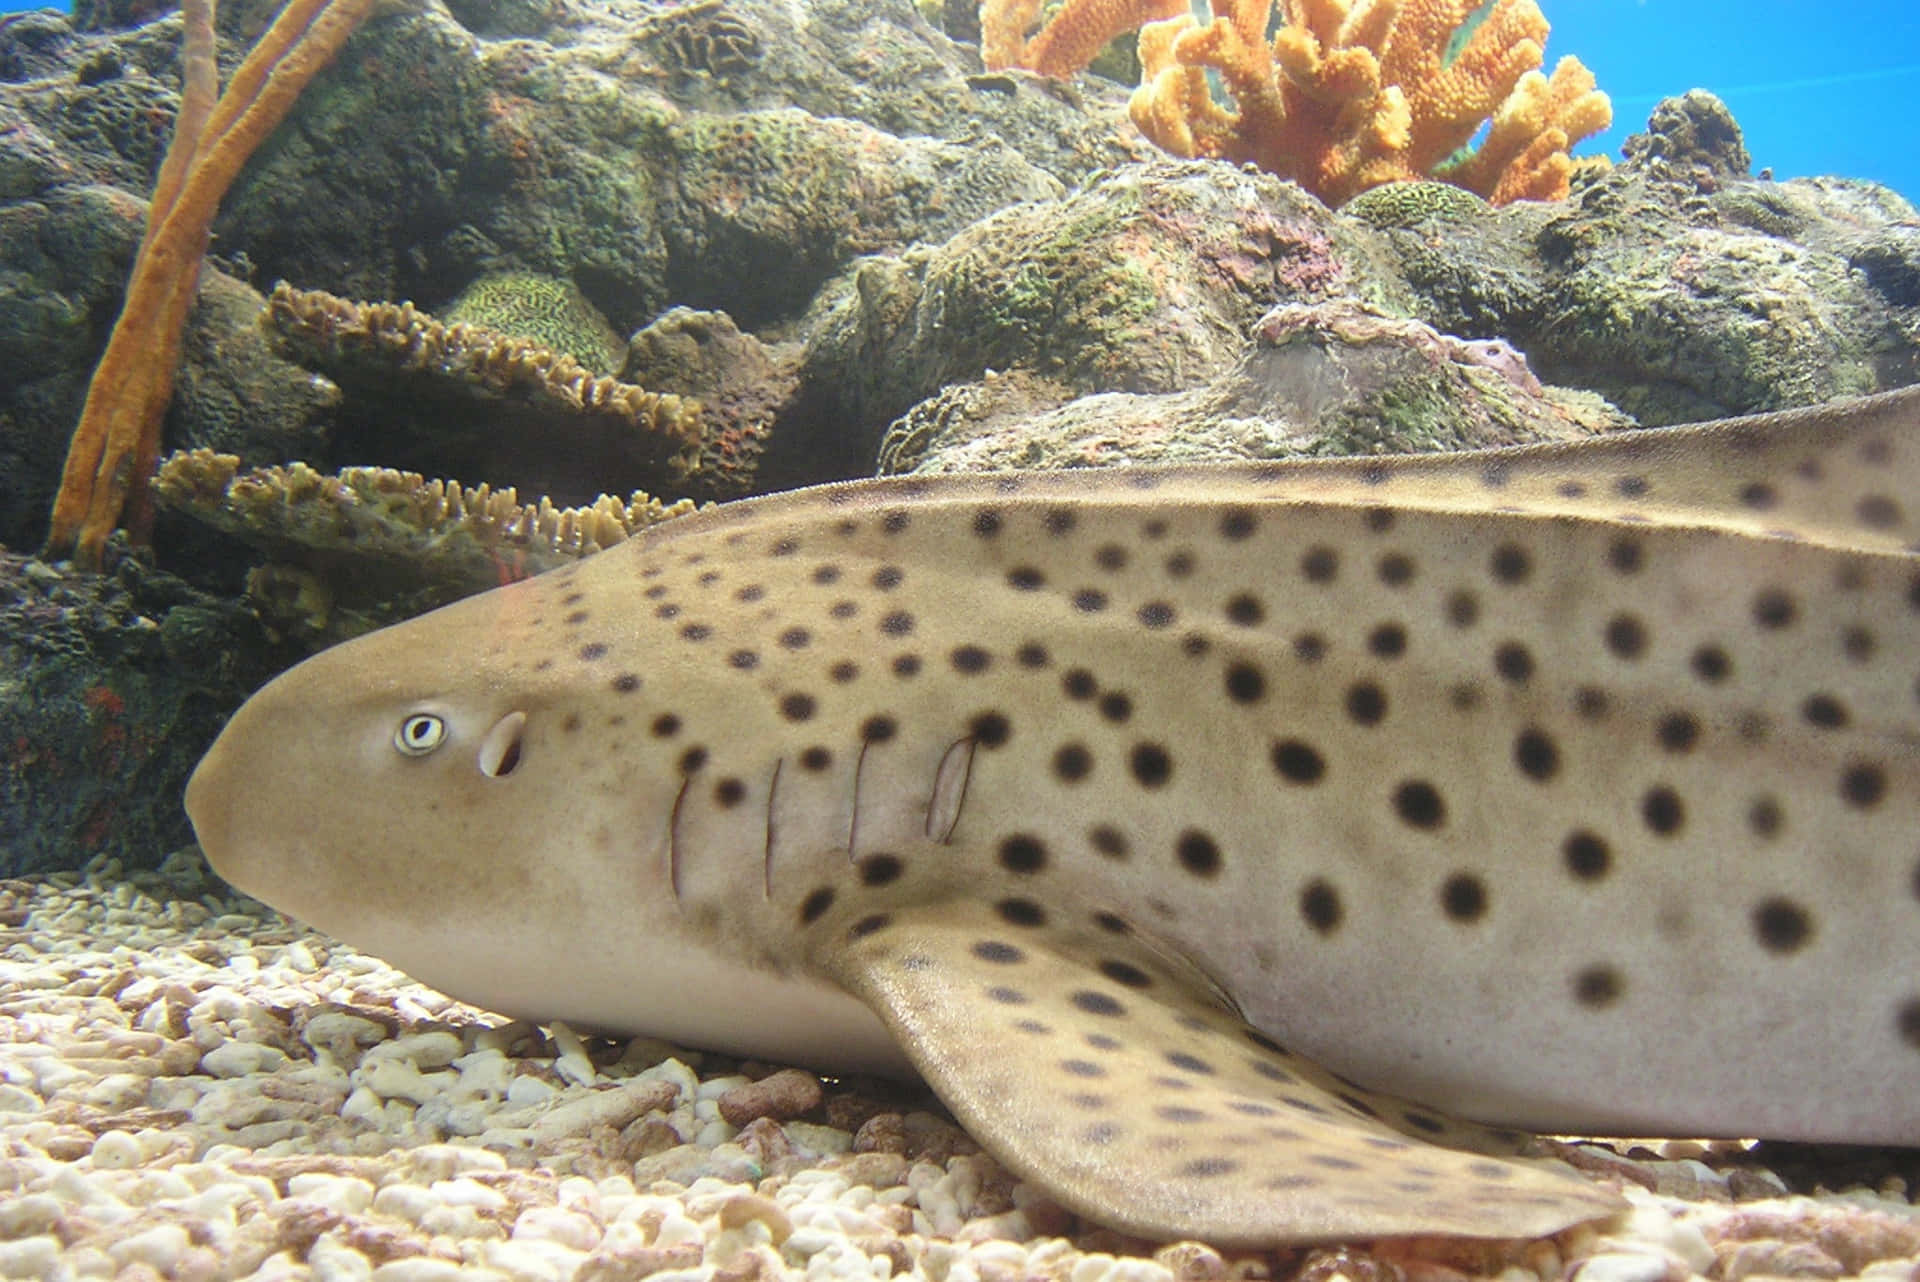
1356, 91, 1920, 426
661, 108, 1062, 328
880, 299, 1623, 476
795, 161, 1414, 484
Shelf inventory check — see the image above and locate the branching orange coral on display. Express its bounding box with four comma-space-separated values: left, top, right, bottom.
1128, 0, 1610, 206
981, 0, 1187, 78
45, 0, 378, 571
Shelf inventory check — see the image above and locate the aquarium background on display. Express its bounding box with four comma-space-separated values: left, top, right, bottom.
1552, 1, 1920, 199
1, 0, 1914, 198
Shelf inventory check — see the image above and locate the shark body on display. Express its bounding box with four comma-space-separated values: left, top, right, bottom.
188, 386, 1920, 1246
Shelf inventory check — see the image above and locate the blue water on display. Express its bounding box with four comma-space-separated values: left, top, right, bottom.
1555, 0, 1920, 200
2, 0, 1914, 199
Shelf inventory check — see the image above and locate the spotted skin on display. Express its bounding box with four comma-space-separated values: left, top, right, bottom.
187, 387, 1920, 1246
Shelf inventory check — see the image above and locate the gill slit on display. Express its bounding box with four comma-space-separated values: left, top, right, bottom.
762, 757, 783, 899
667, 777, 692, 904
848, 740, 871, 859
926, 736, 976, 843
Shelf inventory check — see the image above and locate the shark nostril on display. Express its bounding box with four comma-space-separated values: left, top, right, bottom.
478, 711, 527, 778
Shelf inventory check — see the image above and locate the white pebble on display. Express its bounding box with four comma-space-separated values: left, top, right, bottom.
636, 1057, 700, 1100
412, 1142, 506, 1176
432, 1177, 509, 1211
150, 1076, 209, 1111
972, 1241, 1032, 1272
191, 1080, 280, 1129
89, 1128, 144, 1169
556, 1176, 603, 1210
50, 1164, 134, 1219
506, 1075, 558, 1107
1606, 1195, 1716, 1274
1569, 1253, 1677, 1282
359, 1056, 453, 1105
694, 1119, 737, 1147
786, 1122, 853, 1156
480, 1238, 586, 1282
0, 1195, 62, 1237
1860, 1261, 1920, 1282
1108, 1261, 1177, 1282
0, 1237, 61, 1278
512, 1207, 601, 1251
785, 1226, 843, 1257
342, 1084, 389, 1124
304, 1011, 392, 1060
453, 1048, 514, 1097
77, 1071, 150, 1111
441, 1100, 497, 1137
529, 1080, 680, 1144
652, 1210, 706, 1250
371, 1182, 440, 1225
783, 1170, 853, 1204
419, 1202, 496, 1239
108, 1222, 191, 1272
548, 1021, 596, 1087
370, 1260, 471, 1282
794, 1236, 870, 1279
288, 1173, 376, 1215
30, 1056, 90, 1093
368, 1030, 464, 1070
201, 1040, 289, 1077
696, 1074, 753, 1102
0, 1083, 43, 1112
310, 1233, 375, 1282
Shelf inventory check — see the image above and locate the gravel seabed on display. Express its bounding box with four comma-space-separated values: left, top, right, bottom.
6, 855, 1920, 1282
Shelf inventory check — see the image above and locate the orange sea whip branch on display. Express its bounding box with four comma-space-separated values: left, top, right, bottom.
46, 0, 378, 570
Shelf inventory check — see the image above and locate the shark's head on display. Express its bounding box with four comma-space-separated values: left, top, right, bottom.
189, 589, 551, 937
185, 572, 903, 1068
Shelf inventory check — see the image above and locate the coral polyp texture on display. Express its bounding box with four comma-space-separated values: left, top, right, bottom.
986, 0, 1610, 207
440, 271, 629, 379
153, 448, 698, 593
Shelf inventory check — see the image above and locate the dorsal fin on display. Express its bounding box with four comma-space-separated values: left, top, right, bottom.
639, 387, 1920, 558
1246, 385, 1920, 556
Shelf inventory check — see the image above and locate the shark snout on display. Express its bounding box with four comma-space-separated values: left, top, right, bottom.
184, 729, 237, 877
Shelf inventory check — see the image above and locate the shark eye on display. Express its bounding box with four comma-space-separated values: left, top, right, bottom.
394, 713, 447, 757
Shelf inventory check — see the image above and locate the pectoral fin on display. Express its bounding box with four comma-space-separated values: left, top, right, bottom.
819, 899, 1625, 1246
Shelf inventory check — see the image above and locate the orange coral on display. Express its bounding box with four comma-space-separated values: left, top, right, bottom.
981, 0, 1187, 77
1129, 0, 1610, 206
45, 0, 377, 570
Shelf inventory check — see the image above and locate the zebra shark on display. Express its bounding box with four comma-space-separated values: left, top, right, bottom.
186, 385, 1920, 1245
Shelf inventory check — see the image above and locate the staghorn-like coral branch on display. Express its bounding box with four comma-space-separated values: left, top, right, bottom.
46, 0, 380, 571
1128, 0, 1610, 206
